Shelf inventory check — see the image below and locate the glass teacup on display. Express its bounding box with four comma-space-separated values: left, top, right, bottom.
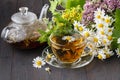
49, 33, 87, 64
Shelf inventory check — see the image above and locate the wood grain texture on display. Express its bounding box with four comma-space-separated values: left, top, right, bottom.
86, 56, 120, 80
0, 0, 120, 80
0, 0, 17, 80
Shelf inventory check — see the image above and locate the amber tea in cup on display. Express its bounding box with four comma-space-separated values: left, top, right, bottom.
50, 33, 86, 64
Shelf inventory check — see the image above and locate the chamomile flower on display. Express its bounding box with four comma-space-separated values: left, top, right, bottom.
103, 48, 114, 58
96, 27, 113, 39
104, 15, 114, 27
94, 8, 105, 22
96, 21, 105, 29
97, 49, 106, 60
62, 36, 75, 42
78, 24, 85, 32
73, 21, 80, 31
97, 30, 106, 36
73, 21, 85, 32
104, 27, 113, 36
92, 35, 101, 47
101, 39, 111, 46
94, 8, 105, 16
117, 38, 120, 44
82, 29, 93, 38
107, 35, 113, 41
93, 36, 99, 42
33, 56, 46, 68
101, 35, 112, 46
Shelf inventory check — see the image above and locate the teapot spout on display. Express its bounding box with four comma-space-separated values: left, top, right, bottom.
39, 4, 49, 20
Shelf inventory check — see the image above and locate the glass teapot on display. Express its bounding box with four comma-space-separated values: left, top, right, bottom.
1, 4, 49, 49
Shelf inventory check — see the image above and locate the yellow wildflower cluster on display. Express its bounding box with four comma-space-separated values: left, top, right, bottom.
62, 6, 82, 23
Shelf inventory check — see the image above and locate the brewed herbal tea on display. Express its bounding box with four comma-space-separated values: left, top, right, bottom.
50, 33, 86, 64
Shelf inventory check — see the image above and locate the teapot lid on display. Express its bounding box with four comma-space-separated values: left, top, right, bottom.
11, 7, 37, 24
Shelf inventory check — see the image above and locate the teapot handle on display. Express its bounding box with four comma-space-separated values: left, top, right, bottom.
1, 26, 14, 41
39, 4, 49, 20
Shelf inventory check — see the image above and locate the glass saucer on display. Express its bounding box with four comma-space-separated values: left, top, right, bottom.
42, 46, 94, 68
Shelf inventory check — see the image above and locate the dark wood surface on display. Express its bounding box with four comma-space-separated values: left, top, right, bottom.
0, 0, 120, 80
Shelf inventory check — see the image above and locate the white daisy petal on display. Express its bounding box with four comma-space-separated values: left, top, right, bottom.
97, 49, 106, 60
73, 21, 85, 32
82, 29, 93, 38
94, 8, 105, 23
32, 56, 46, 68
117, 38, 120, 44
45, 67, 51, 74
62, 36, 75, 42
104, 48, 114, 57
104, 27, 113, 36
104, 15, 114, 27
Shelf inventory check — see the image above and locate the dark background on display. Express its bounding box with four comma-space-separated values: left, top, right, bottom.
0, 0, 120, 80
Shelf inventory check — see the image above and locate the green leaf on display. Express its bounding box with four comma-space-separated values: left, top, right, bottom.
112, 9, 120, 38
38, 29, 46, 35
49, 0, 58, 14
111, 38, 118, 50
118, 44, 120, 49
60, 0, 85, 9
54, 13, 66, 23
58, 0, 67, 7
38, 28, 52, 43
111, 9, 120, 50
38, 30, 47, 43
118, 45, 120, 56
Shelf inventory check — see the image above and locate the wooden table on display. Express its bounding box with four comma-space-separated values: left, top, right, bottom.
0, 0, 120, 80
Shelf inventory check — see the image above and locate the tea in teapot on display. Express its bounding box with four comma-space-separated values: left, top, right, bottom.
1, 4, 49, 49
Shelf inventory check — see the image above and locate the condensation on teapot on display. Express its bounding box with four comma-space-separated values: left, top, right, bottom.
1, 4, 49, 49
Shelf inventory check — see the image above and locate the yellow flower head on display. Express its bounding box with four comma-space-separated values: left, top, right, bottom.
105, 18, 110, 23
33, 56, 46, 68
62, 13, 69, 19
97, 50, 106, 60
107, 36, 112, 41
98, 23, 104, 28
93, 37, 98, 42
96, 15, 101, 19
100, 30, 105, 35
79, 26, 84, 31
98, 54, 103, 60
85, 32, 90, 37
36, 61, 42, 66
104, 15, 113, 24
103, 39, 107, 44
